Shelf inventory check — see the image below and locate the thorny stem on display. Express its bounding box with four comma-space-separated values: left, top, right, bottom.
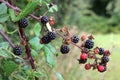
0, 30, 15, 48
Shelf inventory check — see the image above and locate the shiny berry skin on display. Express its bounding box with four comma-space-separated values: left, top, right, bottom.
84, 39, 94, 49
13, 46, 22, 56
47, 31, 56, 40
41, 35, 51, 44
78, 59, 87, 64
60, 45, 70, 54
80, 53, 87, 60
102, 56, 109, 63
99, 48, 104, 55
72, 36, 79, 43
85, 63, 91, 70
97, 65, 105, 72
41, 16, 49, 24
18, 18, 28, 28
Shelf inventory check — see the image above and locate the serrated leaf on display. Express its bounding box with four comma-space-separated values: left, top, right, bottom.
46, 44, 57, 55
0, 3, 7, 15
29, 37, 44, 50
0, 42, 9, 49
0, 49, 12, 58
33, 23, 41, 36
0, 14, 9, 23
31, 49, 39, 60
56, 72, 64, 80
42, 46, 56, 68
3, 60, 17, 76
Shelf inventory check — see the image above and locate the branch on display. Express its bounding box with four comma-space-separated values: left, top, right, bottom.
0, 30, 15, 48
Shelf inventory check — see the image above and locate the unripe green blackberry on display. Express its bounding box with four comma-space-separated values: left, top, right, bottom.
18, 18, 28, 28
60, 45, 70, 54
41, 35, 51, 44
72, 35, 79, 43
13, 46, 22, 56
41, 16, 49, 24
47, 31, 56, 40
84, 39, 94, 49
99, 48, 104, 55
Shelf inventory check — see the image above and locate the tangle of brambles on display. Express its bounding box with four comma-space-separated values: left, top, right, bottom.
0, 0, 111, 80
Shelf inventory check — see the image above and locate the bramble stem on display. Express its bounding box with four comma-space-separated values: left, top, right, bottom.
0, 30, 15, 48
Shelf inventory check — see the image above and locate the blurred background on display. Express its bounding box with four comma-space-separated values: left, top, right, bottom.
1, 0, 120, 80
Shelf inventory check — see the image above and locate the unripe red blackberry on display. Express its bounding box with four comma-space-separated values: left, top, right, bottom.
99, 48, 104, 55
85, 63, 91, 70
47, 31, 56, 40
60, 45, 70, 54
102, 56, 109, 63
80, 53, 87, 60
78, 59, 87, 64
84, 39, 94, 49
41, 35, 51, 44
72, 35, 79, 43
97, 65, 105, 72
41, 16, 49, 24
13, 46, 22, 56
18, 18, 28, 28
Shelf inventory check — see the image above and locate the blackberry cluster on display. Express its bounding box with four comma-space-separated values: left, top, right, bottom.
41, 16, 49, 25
18, 18, 28, 28
40, 31, 56, 44
72, 35, 79, 43
84, 39, 94, 49
60, 45, 70, 54
13, 46, 22, 56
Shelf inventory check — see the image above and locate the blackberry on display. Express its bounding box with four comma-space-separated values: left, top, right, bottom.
60, 45, 70, 54
18, 18, 28, 28
102, 56, 109, 63
84, 39, 94, 49
72, 35, 79, 43
13, 46, 22, 56
47, 31, 56, 40
41, 35, 51, 44
99, 48, 104, 55
78, 59, 87, 64
41, 16, 49, 24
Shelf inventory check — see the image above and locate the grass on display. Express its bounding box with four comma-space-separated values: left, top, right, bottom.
53, 34, 120, 80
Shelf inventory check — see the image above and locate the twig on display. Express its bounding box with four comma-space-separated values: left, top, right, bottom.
0, 30, 15, 48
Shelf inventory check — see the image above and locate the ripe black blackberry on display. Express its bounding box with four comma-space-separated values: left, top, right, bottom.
102, 56, 109, 63
13, 46, 22, 56
41, 16, 49, 24
99, 48, 104, 55
18, 18, 28, 28
41, 35, 51, 44
60, 45, 70, 54
77, 59, 87, 64
72, 35, 79, 43
47, 31, 56, 40
84, 39, 94, 49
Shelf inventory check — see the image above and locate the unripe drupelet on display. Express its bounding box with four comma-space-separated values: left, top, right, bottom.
80, 53, 87, 60
85, 63, 91, 70
18, 18, 28, 28
97, 65, 105, 72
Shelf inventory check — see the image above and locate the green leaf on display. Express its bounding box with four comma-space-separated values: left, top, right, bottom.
31, 49, 39, 60
42, 46, 56, 68
0, 42, 9, 49
56, 72, 64, 80
29, 37, 44, 50
0, 24, 4, 31
33, 23, 41, 37
47, 4, 58, 13
0, 49, 12, 58
9, 9, 16, 21
0, 3, 7, 15
0, 14, 9, 23
3, 60, 17, 76
46, 44, 57, 55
